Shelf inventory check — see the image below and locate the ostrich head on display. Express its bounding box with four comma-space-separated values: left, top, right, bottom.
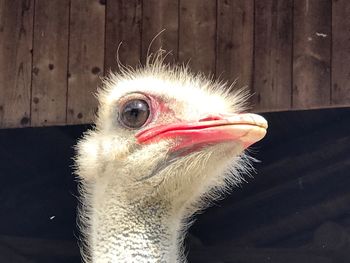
75, 56, 267, 263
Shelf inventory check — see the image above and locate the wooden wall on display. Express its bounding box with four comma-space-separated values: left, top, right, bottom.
0, 0, 349, 128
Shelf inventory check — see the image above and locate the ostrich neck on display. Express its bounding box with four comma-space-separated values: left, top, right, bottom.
88, 181, 184, 263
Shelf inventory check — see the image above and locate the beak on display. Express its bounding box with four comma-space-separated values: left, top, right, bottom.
135, 113, 268, 152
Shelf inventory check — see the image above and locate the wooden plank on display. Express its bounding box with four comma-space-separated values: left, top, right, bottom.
179, 0, 216, 75
331, 0, 350, 106
142, 0, 179, 64
253, 0, 293, 112
216, 0, 254, 90
105, 0, 142, 72
292, 0, 331, 109
0, 0, 33, 128
32, 0, 69, 126
67, 0, 105, 125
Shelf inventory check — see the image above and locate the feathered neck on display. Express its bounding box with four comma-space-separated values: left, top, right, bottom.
80, 173, 187, 263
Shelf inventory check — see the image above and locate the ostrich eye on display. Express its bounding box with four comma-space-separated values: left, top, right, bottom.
120, 99, 150, 129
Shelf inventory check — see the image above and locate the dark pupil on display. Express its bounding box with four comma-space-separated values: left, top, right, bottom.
121, 99, 150, 128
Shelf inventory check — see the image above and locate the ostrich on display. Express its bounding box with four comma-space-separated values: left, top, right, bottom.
75, 55, 267, 263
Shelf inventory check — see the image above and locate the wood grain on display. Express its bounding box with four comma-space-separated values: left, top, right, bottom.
293, 0, 331, 109
179, 0, 216, 75
31, 0, 69, 126
253, 0, 293, 112
105, 0, 142, 72
0, 0, 349, 128
0, 0, 33, 128
67, 0, 105, 125
331, 0, 350, 106
142, 0, 179, 64
216, 0, 254, 91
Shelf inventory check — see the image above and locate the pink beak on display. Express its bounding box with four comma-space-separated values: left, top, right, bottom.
136, 113, 268, 152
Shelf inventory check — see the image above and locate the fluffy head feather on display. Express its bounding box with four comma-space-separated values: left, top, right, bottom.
76, 55, 252, 202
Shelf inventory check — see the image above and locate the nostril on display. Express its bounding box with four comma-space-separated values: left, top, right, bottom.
198, 115, 223, 122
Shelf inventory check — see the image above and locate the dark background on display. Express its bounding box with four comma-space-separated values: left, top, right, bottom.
1, 108, 350, 262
